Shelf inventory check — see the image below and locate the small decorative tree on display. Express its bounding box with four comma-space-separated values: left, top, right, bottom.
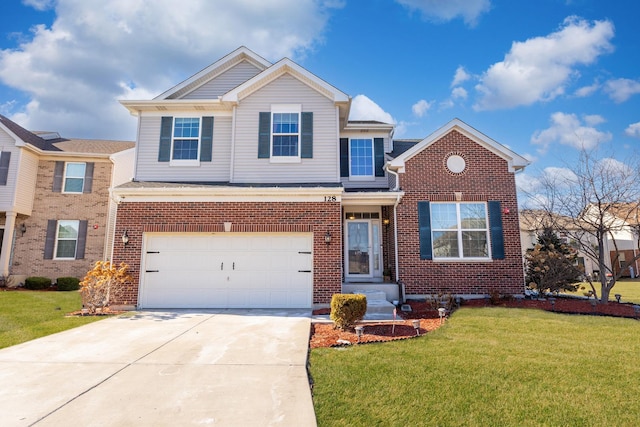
80, 261, 132, 314
525, 228, 583, 295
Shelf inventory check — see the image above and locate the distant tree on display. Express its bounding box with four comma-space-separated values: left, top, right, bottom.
524, 148, 640, 302
525, 227, 583, 295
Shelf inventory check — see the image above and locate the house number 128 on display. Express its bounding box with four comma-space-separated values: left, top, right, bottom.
324, 196, 337, 202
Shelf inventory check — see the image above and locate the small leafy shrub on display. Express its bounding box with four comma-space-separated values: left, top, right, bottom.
56, 277, 80, 291
80, 261, 133, 314
330, 294, 367, 330
25, 276, 52, 290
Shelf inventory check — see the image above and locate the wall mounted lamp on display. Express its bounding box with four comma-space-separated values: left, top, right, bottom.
122, 229, 130, 246
324, 231, 332, 245
20, 223, 26, 236
382, 218, 390, 227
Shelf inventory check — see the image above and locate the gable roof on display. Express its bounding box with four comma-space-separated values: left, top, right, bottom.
388, 118, 530, 173
0, 114, 133, 155
221, 57, 350, 104
155, 46, 272, 100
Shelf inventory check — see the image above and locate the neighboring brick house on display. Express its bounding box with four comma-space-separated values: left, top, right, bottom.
0, 114, 134, 285
113, 46, 529, 309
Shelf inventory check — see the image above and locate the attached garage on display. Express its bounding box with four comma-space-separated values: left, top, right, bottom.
139, 233, 313, 309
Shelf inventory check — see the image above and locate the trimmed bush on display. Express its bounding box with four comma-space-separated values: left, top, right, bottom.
56, 277, 80, 291
24, 276, 52, 290
330, 293, 367, 330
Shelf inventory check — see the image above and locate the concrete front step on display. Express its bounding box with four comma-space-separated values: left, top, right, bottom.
353, 290, 396, 320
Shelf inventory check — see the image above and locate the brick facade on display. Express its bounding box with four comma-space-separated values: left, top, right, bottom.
396, 130, 525, 296
112, 200, 343, 306
10, 159, 113, 281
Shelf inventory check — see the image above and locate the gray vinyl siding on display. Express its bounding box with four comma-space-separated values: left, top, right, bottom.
232, 74, 339, 184
134, 115, 232, 182
182, 61, 262, 99
340, 132, 391, 190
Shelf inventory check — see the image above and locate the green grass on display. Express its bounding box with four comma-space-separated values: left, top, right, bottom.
567, 277, 640, 303
310, 307, 640, 426
0, 290, 105, 349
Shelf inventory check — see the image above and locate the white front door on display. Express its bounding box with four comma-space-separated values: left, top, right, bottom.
345, 219, 382, 280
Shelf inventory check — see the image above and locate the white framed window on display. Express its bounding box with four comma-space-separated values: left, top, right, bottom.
431, 202, 490, 260
171, 117, 200, 166
63, 163, 86, 193
271, 104, 301, 163
55, 220, 79, 259
349, 138, 374, 180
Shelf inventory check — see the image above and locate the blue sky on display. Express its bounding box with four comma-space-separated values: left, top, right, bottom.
0, 0, 638, 194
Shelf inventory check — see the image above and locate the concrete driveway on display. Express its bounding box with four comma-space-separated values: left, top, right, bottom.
0, 309, 316, 426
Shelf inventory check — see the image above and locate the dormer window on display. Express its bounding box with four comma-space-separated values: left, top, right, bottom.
350, 138, 374, 180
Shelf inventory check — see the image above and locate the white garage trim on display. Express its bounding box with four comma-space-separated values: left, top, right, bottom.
139, 232, 313, 309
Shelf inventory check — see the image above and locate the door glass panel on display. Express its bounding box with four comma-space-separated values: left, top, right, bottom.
348, 222, 370, 275
372, 223, 380, 272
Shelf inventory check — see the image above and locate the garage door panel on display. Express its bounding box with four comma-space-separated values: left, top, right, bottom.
141, 233, 313, 309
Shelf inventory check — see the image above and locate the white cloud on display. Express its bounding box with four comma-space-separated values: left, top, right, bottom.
349, 94, 395, 124
583, 114, 605, 126
451, 66, 471, 87
411, 99, 433, 117
0, 0, 342, 139
474, 17, 614, 111
451, 87, 468, 100
604, 78, 640, 103
396, 0, 491, 27
625, 122, 640, 138
22, 0, 55, 11
531, 112, 612, 153
574, 81, 600, 97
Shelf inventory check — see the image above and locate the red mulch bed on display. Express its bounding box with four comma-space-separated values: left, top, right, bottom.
310, 298, 639, 349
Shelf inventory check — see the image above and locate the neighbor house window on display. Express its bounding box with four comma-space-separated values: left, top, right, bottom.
55, 220, 79, 259
349, 138, 374, 179
431, 202, 489, 259
270, 104, 301, 162
172, 117, 200, 161
63, 163, 86, 193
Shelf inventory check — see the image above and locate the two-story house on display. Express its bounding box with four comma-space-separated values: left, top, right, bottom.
0, 114, 134, 286
112, 47, 529, 309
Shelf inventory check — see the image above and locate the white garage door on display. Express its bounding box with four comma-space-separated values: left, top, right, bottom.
139, 233, 313, 309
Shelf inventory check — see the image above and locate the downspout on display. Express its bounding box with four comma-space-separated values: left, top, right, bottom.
229, 104, 237, 182
386, 164, 403, 301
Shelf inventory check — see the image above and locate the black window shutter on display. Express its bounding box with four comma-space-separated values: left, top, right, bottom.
488, 201, 505, 260
52, 161, 64, 192
0, 151, 10, 186
340, 138, 349, 177
301, 112, 313, 158
200, 116, 214, 162
76, 220, 88, 259
158, 116, 173, 162
82, 162, 94, 193
258, 112, 271, 158
44, 220, 57, 259
374, 138, 385, 177
418, 201, 433, 260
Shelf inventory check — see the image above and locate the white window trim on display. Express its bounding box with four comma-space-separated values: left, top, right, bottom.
170, 116, 201, 167
270, 104, 301, 163
62, 162, 86, 194
348, 138, 375, 181
54, 220, 79, 260
431, 202, 491, 261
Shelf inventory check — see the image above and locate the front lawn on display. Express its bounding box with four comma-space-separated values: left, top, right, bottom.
568, 277, 640, 303
310, 307, 640, 426
0, 290, 104, 349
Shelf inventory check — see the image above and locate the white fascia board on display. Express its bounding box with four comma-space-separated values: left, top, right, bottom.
112, 185, 344, 203
389, 118, 530, 173
119, 99, 226, 116
344, 122, 395, 131
341, 191, 405, 206
153, 47, 272, 100
221, 58, 350, 104
0, 123, 26, 147
22, 143, 113, 160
